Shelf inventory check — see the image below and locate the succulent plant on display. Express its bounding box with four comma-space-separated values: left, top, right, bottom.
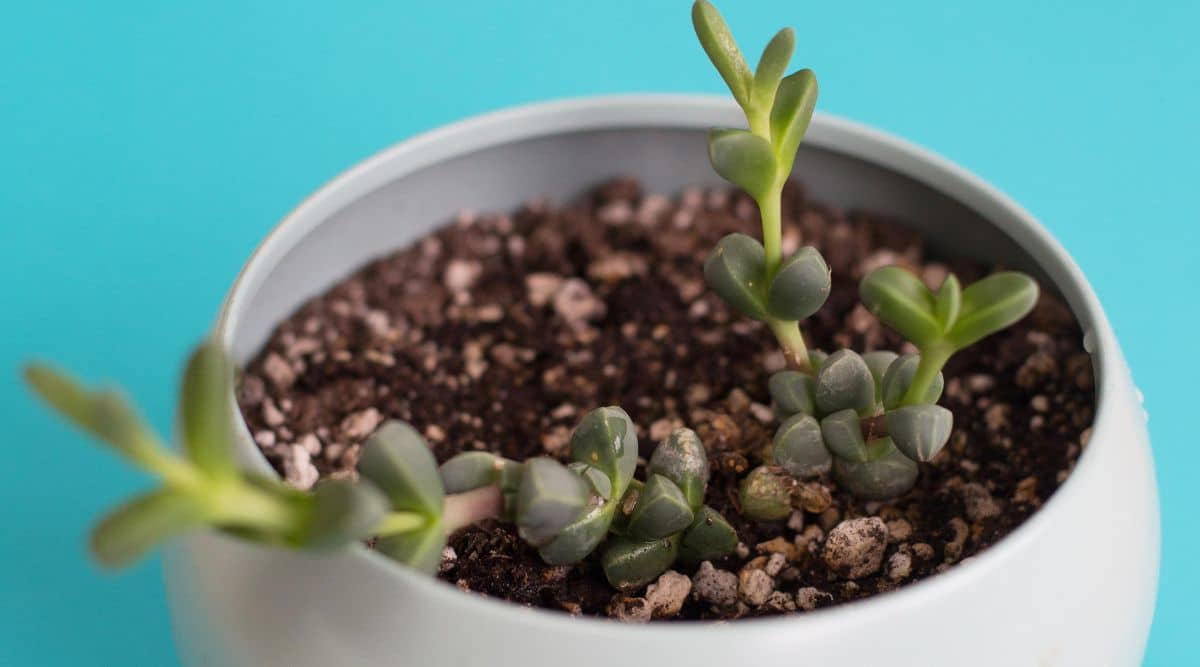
694, 0, 1040, 504
24, 344, 737, 589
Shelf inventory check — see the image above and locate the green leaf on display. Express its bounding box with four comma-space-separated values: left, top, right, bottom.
933, 274, 963, 332
753, 27, 794, 110
691, 0, 753, 109
738, 466, 792, 521
820, 409, 869, 463
862, 350, 899, 405
678, 506, 739, 563
515, 458, 588, 546
707, 128, 778, 201
90, 488, 207, 568
440, 451, 504, 493
570, 462, 614, 500
537, 502, 612, 565
375, 524, 446, 575
832, 440, 919, 500
887, 404, 954, 462
647, 428, 708, 511
815, 350, 877, 416
770, 69, 818, 169
766, 246, 831, 321
179, 342, 238, 478
601, 534, 680, 591
302, 479, 391, 550
703, 232, 770, 321
859, 265, 942, 347
773, 413, 831, 478
768, 370, 816, 418
23, 364, 166, 471
358, 421, 445, 518
627, 474, 695, 540
880, 354, 945, 409
946, 272, 1039, 349
570, 406, 638, 495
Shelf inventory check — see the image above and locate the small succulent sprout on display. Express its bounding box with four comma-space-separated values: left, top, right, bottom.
831, 442, 920, 501
772, 413, 831, 478
861, 266, 1038, 406
820, 409, 870, 463
769, 369, 816, 418
738, 466, 793, 521
887, 404, 954, 462
704, 233, 770, 321
766, 246, 831, 321
880, 354, 945, 409
515, 458, 589, 546
601, 534, 681, 591
815, 349, 877, 416
647, 428, 708, 510
678, 506, 739, 563
627, 474, 695, 539
570, 406, 638, 494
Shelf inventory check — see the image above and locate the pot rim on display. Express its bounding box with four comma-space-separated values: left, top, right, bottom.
214, 93, 1119, 634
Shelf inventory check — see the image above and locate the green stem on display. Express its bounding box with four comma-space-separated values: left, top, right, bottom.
372, 511, 426, 538
759, 189, 783, 280
207, 481, 305, 535
767, 318, 812, 374
441, 485, 504, 535
900, 346, 953, 406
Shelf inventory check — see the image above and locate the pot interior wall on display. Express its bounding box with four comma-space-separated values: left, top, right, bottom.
228, 126, 1040, 364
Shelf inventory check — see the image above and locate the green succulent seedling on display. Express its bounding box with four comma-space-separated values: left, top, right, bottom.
694, 0, 828, 372
25, 343, 737, 588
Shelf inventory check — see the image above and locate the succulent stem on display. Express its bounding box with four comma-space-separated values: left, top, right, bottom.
208, 481, 304, 535
372, 511, 427, 538
441, 484, 504, 535
767, 318, 812, 373
900, 346, 952, 407
758, 190, 783, 281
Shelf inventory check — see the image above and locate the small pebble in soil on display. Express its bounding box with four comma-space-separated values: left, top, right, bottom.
823, 517, 888, 579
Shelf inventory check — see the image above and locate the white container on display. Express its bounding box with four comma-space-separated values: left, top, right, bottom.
165, 96, 1159, 666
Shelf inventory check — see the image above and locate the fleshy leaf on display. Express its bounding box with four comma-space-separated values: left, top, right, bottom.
773, 413, 831, 478
375, 524, 446, 575
703, 232, 770, 320
707, 129, 778, 202
627, 474, 695, 539
766, 246, 831, 321
859, 266, 942, 347
934, 274, 963, 332
571, 462, 614, 500
515, 458, 589, 546
303, 479, 391, 550
769, 68, 819, 171
179, 342, 238, 478
691, 0, 753, 108
537, 502, 611, 565
832, 440, 919, 500
738, 466, 793, 521
769, 370, 816, 418
678, 506, 739, 563
570, 406, 638, 495
820, 409, 869, 463
862, 350, 899, 405
647, 428, 708, 511
23, 364, 165, 471
946, 272, 1039, 349
90, 488, 207, 568
815, 350, 877, 416
601, 534, 681, 591
887, 404, 954, 462
440, 451, 504, 493
880, 354, 945, 409
358, 421, 445, 518
753, 27, 794, 110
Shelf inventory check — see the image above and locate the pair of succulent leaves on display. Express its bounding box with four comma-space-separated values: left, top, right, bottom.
440, 407, 737, 590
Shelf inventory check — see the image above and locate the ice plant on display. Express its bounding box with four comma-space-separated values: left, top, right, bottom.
23, 344, 736, 587
693, 0, 1040, 504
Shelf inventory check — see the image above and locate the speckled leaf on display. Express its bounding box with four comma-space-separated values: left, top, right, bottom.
647, 428, 708, 511
738, 466, 793, 521
601, 534, 681, 591
627, 474, 695, 539
704, 232, 770, 321
570, 406, 638, 495
678, 505, 739, 563
887, 404, 954, 462
773, 413, 831, 478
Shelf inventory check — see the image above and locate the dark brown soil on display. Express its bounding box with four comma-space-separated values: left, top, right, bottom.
236, 177, 1093, 621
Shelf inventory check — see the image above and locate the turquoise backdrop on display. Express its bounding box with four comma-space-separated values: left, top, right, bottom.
1, 1, 1194, 664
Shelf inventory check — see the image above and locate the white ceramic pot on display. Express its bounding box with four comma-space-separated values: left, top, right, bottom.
164, 96, 1160, 666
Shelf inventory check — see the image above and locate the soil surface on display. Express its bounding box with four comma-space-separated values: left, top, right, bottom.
237, 177, 1093, 621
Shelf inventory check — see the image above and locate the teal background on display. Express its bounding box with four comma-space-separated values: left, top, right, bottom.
1, 1, 1194, 663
